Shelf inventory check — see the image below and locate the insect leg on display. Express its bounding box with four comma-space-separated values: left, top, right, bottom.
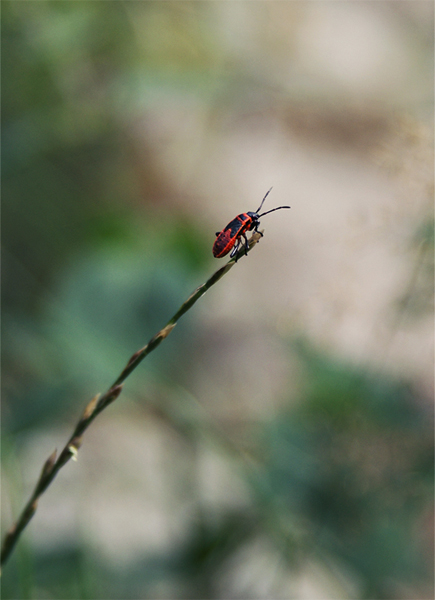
230, 240, 240, 258
242, 233, 249, 256
253, 222, 264, 237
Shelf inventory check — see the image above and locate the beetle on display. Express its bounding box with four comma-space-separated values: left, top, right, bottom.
212, 188, 290, 260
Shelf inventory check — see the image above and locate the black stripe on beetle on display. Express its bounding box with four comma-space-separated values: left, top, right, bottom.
212, 188, 290, 261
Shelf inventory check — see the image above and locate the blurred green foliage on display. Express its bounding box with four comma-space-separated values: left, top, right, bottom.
4, 344, 431, 599
2, 2, 433, 599
260, 343, 433, 598
2, 0, 211, 432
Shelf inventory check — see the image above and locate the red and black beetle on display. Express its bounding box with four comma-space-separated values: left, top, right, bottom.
212, 188, 290, 260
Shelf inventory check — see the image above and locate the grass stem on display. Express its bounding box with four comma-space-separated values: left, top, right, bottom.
1, 232, 262, 569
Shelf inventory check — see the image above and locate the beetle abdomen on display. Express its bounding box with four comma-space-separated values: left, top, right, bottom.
212, 214, 250, 258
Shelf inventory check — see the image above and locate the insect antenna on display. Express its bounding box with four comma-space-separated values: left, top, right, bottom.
258, 205, 291, 217
255, 187, 273, 213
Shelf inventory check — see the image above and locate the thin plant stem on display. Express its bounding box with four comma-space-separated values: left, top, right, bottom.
0, 232, 263, 569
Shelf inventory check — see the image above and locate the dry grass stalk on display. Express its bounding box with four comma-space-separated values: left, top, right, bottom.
0, 232, 263, 569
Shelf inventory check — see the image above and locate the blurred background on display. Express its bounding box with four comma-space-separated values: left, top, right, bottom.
1, 1, 433, 598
